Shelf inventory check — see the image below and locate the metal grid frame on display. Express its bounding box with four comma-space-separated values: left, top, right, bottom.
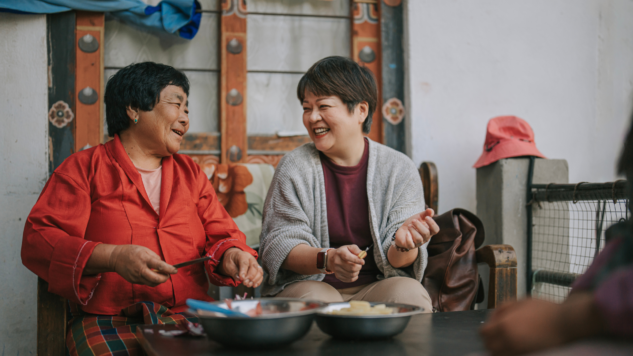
526, 173, 629, 302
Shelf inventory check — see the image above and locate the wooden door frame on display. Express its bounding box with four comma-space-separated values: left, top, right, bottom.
54, 0, 408, 170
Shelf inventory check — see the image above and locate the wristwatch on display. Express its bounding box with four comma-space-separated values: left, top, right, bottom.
316, 248, 334, 274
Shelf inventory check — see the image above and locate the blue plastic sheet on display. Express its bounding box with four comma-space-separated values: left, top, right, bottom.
0, 0, 201, 39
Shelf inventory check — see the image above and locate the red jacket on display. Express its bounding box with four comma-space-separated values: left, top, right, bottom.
22, 135, 256, 315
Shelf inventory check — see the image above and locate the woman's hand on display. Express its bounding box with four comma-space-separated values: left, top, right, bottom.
387, 209, 440, 268
218, 248, 263, 288
393, 208, 440, 251
327, 245, 365, 283
109, 245, 177, 287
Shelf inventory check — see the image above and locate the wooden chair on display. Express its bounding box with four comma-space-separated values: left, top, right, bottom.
418, 161, 517, 309
37, 278, 66, 356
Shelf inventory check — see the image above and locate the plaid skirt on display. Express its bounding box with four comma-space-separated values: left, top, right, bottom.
66, 301, 198, 356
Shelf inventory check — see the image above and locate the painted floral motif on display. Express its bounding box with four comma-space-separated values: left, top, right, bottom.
209, 164, 253, 218
353, 3, 379, 24
382, 98, 405, 125
222, 0, 247, 18
190, 155, 220, 177
48, 101, 74, 128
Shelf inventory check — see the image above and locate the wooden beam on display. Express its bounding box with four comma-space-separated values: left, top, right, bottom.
380, 0, 405, 152
352, 0, 383, 144
248, 135, 311, 152
75, 12, 105, 152
180, 133, 310, 153
181, 133, 220, 151
220, 0, 248, 163
47, 12, 76, 174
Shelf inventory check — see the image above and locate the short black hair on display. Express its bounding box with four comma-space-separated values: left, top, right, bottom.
105, 62, 190, 137
297, 56, 378, 134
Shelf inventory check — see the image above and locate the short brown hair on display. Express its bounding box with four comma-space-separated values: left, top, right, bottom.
297, 56, 378, 134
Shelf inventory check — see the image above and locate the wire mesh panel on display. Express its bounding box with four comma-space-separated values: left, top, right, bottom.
529, 181, 629, 302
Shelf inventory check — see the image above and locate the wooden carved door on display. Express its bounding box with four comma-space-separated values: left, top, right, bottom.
103, 0, 351, 168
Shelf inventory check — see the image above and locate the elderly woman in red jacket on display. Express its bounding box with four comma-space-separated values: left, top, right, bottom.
22, 62, 262, 355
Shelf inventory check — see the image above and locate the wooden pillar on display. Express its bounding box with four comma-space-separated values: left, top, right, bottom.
75, 12, 105, 152
42, 13, 76, 353
380, 0, 406, 152
352, 0, 383, 144
220, 0, 248, 163
47, 12, 76, 174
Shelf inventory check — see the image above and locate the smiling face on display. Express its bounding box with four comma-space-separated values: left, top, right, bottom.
130, 85, 189, 157
302, 91, 367, 158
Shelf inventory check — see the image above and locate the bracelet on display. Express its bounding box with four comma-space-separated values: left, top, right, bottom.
324, 249, 334, 274
391, 233, 411, 252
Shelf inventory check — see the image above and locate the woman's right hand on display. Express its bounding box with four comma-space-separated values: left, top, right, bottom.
327, 245, 365, 283
109, 245, 177, 287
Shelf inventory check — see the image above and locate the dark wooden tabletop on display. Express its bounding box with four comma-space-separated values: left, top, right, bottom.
138, 309, 490, 356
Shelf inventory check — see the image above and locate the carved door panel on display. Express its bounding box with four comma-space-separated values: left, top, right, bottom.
103, 0, 403, 167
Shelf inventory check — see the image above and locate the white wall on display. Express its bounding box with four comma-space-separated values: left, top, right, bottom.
0, 13, 49, 355
405, 0, 633, 213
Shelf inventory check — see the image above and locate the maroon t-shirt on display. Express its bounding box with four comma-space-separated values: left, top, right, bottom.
321, 139, 379, 289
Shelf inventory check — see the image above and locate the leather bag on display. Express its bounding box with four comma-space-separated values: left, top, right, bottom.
422, 208, 485, 312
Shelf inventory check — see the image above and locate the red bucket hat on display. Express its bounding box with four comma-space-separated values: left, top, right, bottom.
473, 116, 545, 168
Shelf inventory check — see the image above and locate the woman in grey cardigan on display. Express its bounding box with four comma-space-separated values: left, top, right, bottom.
259, 56, 439, 310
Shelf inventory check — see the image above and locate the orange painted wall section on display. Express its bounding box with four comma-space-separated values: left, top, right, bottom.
352, 1, 383, 144
220, 0, 248, 163
75, 11, 104, 152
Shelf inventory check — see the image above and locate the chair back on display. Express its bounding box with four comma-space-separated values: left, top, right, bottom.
419, 161, 439, 212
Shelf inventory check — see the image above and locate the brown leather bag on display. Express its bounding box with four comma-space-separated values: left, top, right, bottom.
422, 208, 485, 312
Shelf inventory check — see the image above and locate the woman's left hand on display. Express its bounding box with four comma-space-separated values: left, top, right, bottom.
393, 208, 440, 251
219, 248, 263, 288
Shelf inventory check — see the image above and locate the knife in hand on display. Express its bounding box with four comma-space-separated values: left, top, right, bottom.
152, 256, 213, 273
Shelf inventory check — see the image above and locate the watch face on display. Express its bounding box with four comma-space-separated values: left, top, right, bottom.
317, 251, 326, 270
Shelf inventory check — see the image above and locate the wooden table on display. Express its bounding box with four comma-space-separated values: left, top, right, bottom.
138, 309, 490, 356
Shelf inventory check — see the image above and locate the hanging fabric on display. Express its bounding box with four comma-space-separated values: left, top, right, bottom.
0, 0, 201, 39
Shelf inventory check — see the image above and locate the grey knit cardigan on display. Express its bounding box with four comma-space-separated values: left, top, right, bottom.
259, 139, 428, 297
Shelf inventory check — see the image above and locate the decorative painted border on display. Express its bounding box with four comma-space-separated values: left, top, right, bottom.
352, 0, 383, 144
221, 1, 248, 163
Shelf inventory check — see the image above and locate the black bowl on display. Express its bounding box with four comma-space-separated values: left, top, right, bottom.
193, 298, 326, 349
315, 302, 423, 340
